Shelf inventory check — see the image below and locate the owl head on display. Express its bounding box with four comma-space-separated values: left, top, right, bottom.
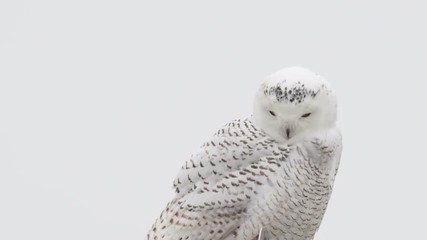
253, 66, 337, 144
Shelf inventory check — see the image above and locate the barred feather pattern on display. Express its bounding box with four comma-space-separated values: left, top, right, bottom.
147, 118, 341, 240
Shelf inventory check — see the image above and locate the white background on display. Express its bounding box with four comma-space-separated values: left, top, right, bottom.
1, 1, 426, 239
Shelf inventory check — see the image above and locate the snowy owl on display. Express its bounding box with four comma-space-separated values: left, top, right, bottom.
147, 67, 342, 240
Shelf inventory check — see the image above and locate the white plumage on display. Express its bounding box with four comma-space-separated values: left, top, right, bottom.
147, 67, 342, 240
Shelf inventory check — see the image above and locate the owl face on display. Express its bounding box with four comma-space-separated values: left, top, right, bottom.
253, 67, 337, 144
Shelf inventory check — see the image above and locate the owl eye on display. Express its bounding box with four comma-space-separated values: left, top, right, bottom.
301, 113, 311, 118
269, 110, 276, 116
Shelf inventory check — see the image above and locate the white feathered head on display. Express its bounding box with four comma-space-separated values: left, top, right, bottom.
253, 66, 337, 144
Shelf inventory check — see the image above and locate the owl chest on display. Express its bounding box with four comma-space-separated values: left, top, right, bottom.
256, 160, 332, 239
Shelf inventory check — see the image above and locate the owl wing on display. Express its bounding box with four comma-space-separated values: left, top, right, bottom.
149, 153, 289, 240
148, 119, 286, 240
173, 118, 278, 197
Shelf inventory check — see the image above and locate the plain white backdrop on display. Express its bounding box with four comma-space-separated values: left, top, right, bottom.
1, 1, 426, 239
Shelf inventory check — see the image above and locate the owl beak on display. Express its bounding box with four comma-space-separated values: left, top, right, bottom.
281, 121, 294, 140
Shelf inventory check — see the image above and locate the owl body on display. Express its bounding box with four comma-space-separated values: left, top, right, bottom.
147, 67, 342, 240
148, 118, 341, 240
